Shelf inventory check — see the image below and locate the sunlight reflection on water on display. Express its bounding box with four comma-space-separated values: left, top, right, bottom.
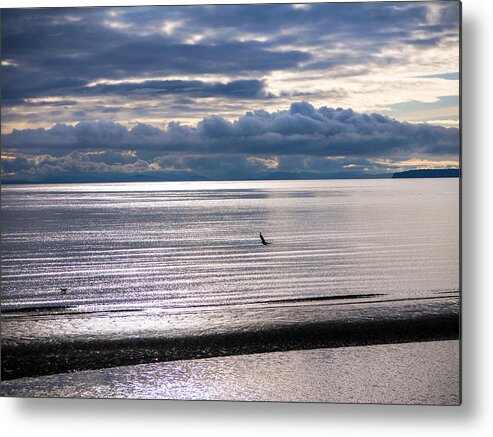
2, 179, 459, 314
1, 341, 460, 405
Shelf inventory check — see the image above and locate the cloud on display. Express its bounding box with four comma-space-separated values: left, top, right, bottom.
2, 149, 458, 184
1, 7, 308, 104
1, 3, 459, 105
3, 102, 459, 161
17, 99, 79, 107
1, 3, 460, 143
1, 151, 177, 183
12, 79, 274, 103
404, 36, 443, 47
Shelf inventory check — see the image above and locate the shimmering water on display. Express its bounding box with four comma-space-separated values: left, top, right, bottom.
1, 178, 460, 401
1, 178, 459, 312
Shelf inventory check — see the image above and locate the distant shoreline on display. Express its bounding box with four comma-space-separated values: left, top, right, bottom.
392, 169, 460, 178
1, 169, 460, 185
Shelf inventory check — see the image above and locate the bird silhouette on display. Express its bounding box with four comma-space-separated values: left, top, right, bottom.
259, 233, 270, 245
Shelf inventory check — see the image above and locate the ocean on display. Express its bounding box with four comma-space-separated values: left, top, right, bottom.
0, 178, 460, 403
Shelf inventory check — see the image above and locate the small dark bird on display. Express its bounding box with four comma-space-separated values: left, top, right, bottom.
259, 233, 270, 245
60, 288, 67, 293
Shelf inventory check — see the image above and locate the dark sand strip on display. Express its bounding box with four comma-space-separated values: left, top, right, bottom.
1, 309, 459, 381
1, 306, 74, 315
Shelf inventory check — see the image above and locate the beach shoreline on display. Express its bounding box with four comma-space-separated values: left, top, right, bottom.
1, 296, 459, 381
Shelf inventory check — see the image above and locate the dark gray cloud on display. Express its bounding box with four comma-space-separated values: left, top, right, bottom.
26, 79, 272, 101
1, 151, 172, 183
17, 99, 78, 107
1, 3, 460, 105
2, 147, 457, 184
1, 6, 307, 104
3, 102, 459, 159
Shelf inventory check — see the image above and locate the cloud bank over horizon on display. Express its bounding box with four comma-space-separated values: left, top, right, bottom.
2, 102, 459, 183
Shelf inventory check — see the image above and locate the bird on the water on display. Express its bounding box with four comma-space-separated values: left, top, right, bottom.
259, 233, 270, 245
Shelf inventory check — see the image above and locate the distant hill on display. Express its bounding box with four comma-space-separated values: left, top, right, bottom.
392, 169, 460, 178
1, 172, 209, 185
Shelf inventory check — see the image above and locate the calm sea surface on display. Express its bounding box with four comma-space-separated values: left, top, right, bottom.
1, 178, 460, 402
1, 178, 459, 310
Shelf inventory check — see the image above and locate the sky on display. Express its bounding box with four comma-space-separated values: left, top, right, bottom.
1, 1, 460, 183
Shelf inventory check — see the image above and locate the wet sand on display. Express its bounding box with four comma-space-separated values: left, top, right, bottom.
1, 297, 459, 381
1, 340, 460, 405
